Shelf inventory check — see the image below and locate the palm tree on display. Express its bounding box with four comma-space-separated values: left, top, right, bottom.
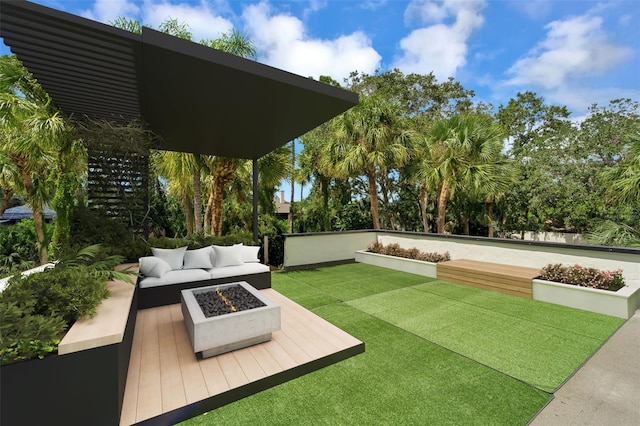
601, 127, 640, 205
152, 151, 196, 235
329, 94, 413, 229
419, 114, 510, 234
200, 29, 256, 59
203, 156, 245, 236
299, 120, 340, 231
0, 55, 66, 263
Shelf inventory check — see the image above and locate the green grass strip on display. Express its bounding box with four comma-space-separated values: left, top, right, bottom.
181, 303, 549, 426
273, 263, 433, 307
347, 280, 624, 391
180, 263, 622, 425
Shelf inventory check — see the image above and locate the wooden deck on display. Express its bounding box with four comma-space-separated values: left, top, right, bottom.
120, 289, 364, 425
437, 259, 541, 298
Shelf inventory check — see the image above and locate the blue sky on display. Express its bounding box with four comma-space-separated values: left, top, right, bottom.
2, 0, 639, 201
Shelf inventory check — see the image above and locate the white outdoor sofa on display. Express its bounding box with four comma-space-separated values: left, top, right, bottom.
137, 244, 271, 309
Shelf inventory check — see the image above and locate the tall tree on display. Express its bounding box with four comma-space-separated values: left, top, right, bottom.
152, 151, 196, 235
0, 55, 66, 263
496, 92, 575, 235
419, 114, 509, 234
329, 93, 413, 229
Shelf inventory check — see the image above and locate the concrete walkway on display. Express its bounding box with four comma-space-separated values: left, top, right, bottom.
530, 310, 640, 425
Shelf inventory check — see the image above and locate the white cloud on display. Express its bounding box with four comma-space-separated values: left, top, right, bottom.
141, 0, 233, 42
242, 2, 381, 81
506, 15, 633, 89
393, 0, 486, 80
81, 0, 233, 42
511, 0, 553, 21
546, 85, 640, 119
81, 0, 140, 23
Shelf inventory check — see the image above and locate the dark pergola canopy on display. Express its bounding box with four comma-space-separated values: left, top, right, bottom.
0, 0, 358, 160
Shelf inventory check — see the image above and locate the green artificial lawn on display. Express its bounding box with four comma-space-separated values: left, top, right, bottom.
181, 263, 624, 425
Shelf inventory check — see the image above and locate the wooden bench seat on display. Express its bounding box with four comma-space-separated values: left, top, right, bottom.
436, 259, 541, 298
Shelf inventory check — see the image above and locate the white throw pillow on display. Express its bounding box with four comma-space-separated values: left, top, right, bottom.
151, 246, 187, 270
139, 256, 172, 278
212, 245, 243, 268
183, 246, 214, 269
238, 245, 260, 263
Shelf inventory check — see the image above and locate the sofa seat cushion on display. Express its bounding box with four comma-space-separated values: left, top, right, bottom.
207, 262, 270, 279
139, 268, 211, 288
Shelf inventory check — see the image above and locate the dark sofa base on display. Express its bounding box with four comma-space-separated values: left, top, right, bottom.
137, 271, 272, 309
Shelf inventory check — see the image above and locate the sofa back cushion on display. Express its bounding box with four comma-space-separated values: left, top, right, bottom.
183, 246, 214, 269
139, 256, 172, 278
212, 245, 243, 267
238, 245, 261, 263
151, 246, 187, 270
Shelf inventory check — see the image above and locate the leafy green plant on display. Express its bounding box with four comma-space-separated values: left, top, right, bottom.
0, 291, 67, 364
0, 244, 135, 363
148, 232, 255, 251
5, 265, 109, 325
69, 205, 149, 261
539, 263, 626, 291
587, 220, 640, 248
0, 219, 48, 277
368, 241, 451, 263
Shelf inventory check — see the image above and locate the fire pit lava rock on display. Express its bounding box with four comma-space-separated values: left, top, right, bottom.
181, 281, 280, 358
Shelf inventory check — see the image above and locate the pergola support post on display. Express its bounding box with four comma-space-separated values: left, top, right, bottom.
253, 158, 259, 245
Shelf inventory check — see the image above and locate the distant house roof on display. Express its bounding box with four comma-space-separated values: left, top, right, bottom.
274, 191, 290, 215
0, 205, 56, 222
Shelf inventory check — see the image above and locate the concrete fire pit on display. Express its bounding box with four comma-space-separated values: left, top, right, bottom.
181, 281, 281, 358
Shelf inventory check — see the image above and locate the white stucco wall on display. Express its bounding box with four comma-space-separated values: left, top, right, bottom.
283, 232, 376, 268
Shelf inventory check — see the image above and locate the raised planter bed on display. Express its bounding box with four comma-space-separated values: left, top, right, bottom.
356, 250, 640, 319
1, 272, 138, 426
181, 281, 281, 358
355, 250, 437, 278
532, 279, 640, 319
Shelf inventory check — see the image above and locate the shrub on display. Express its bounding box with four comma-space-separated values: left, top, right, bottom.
0, 244, 134, 364
5, 265, 110, 325
69, 205, 149, 262
539, 263, 626, 291
147, 232, 254, 251
367, 241, 451, 263
0, 295, 67, 364
0, 219, 49, 278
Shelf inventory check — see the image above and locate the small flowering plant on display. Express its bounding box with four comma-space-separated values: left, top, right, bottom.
367, 241, 451, 263
539, 263, 626, 292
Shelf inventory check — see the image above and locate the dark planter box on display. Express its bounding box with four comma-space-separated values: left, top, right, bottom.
0, 288, 138, 426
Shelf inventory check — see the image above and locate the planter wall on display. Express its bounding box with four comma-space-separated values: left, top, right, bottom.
355, 250, 437, 278
532, 279, 640, 319
0, 283, 138, 426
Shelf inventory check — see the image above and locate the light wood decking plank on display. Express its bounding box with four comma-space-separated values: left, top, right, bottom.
217, 352, 249, 388
121, 289, 364, 425
275, 320, 324, 360
135, 309, 163, 422
267, 290, 359, 349
157, 306, 187, 413
260, 338, 299, 370
198, 356, 231, 396
248, 344, 284, 376
168, 304, 209, 404
233, 347, 267, 382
